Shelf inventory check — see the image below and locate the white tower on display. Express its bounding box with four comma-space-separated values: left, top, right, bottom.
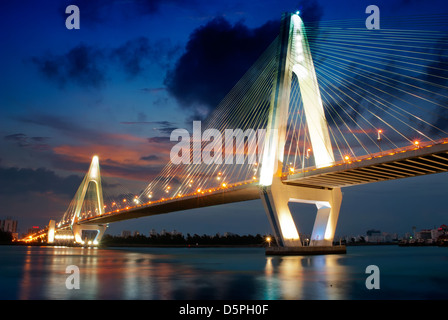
259, 12, 342, 248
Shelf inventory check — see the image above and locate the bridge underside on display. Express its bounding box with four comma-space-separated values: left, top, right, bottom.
284, 142, 448, 189
82, 183, 260, 225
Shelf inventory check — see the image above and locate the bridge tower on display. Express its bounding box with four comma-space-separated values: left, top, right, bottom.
51, 156, 108, 245
71, 155, 108, 244
259, 12, 343, 250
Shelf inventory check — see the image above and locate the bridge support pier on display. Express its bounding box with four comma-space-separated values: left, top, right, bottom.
260, 176, 343, 250
72, 223, 108, 245
48, 220, 56, 243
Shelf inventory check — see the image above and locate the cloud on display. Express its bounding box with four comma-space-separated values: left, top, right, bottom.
4, 133, 51, 150
13, 112, 172, 181
141, 87, 166, 94
147, 136, 171, 144
58, 0, 194, 25
31, 37, 180, 88
0, 166, 82, 197
31, 44, 106, 89
164, 16, 280, 119
120, 120, 179, 135
141, 155, 160, 161
111, 37, 181, 78
162, 0, 325, 120
15, 113, 106, 143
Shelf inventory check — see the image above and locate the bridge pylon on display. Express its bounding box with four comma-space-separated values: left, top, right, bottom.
259, 12, 344, 252
52, 155, 108, 245
71, 155, 107, 245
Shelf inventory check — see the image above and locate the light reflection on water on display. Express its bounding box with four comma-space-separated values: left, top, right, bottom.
1, 245, 448, 299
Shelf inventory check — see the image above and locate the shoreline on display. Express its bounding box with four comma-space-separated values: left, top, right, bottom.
102, 243, 265, 248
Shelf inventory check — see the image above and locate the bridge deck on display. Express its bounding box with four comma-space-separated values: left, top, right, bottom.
81, 182, 260, 225
283, 141, 448, 189
74, 141, 448, 226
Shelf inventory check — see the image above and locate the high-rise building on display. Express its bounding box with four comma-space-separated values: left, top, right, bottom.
121, 230, 131, 238
0, 218, 18, 233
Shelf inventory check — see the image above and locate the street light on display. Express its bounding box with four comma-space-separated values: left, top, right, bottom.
266, 236, 272, 247
377, 129, 383, 152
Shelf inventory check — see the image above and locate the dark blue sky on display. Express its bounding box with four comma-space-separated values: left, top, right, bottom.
1, 0, 448, 238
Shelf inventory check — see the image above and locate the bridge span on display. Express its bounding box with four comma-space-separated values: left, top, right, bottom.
78, 139, 448, 226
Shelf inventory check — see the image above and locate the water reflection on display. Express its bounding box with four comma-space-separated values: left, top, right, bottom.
262, 254, 351, 299
19, 246, 103, 299
15, 246, 350, 299
6, 245, 448, 299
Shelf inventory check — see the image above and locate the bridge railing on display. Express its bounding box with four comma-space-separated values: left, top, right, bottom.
284, 137, 448, 178
76, 178, 259, 223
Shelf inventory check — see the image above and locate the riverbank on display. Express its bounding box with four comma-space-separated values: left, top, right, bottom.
102, 243, 265, 248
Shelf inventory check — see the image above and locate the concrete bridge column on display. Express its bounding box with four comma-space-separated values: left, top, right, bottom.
261, 176, 342, 248
72, 223, 108, 245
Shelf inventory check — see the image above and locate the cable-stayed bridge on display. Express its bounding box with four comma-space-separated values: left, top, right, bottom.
28, 12, 448, 254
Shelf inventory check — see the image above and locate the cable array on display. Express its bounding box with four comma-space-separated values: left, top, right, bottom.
60, 13, 448, 220
284, 13, 448, 172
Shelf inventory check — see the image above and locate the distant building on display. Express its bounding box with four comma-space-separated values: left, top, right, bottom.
26, 226, 40, 235
365, 229, 397, 243
121, 230, 131, 238
365, 229, 381, 242
0, 218, 17, 234
401, 225, 448, 244
149, 229, 157, 236
431, 228, 442, 240
416, 229, 432, 240
133, 230, 140, 236
224, 232, 235, 237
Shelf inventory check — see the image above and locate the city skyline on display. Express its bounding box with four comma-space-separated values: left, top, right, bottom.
1, 0, 448, 239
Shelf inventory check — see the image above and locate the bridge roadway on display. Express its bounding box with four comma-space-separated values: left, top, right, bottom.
81, 180, 261, 225
284, 139, 448, 189
79, 139, 448, 225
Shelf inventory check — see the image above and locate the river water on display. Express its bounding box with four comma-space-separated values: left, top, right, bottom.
1, 245, 447, 300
